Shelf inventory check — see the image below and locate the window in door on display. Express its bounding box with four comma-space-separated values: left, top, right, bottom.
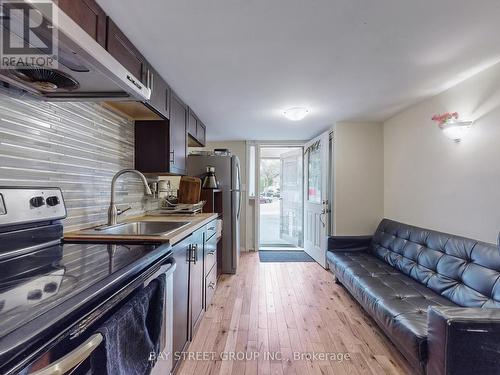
307, 142, 322, 204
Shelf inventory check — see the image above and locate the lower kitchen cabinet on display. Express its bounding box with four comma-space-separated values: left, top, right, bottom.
205, 259, 217, 308
204, 235, 217, 280
172, 236, 191, 372
171, 219, 218, 373
204, 228, 218, 308
189, 229, 204, 339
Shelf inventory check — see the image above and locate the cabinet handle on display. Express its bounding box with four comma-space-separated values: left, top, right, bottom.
208, 227, 216, 231
208, 281, 216, 289
150, 72, 154, 91
170, 150, 175, 164
208, 250, 215, 256
187, 244, 198, 264
187, 244, 196, 263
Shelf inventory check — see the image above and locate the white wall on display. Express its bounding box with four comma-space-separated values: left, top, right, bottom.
333, 122, 385, 235
384, 62, 500, 244
190, 141, 247, 250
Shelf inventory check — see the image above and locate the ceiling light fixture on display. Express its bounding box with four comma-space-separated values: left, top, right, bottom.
283, 107, 309, 121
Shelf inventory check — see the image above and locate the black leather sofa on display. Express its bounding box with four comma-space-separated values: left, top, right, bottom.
327, 219, 500, 375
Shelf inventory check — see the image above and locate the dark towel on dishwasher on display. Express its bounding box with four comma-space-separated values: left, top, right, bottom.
91, 274, 166, 375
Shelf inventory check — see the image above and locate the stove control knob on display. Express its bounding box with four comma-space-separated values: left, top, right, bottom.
46, 196, 60, 207
30, 196, 45, 208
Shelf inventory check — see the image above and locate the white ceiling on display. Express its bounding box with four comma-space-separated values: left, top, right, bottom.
97, 0, 500, 141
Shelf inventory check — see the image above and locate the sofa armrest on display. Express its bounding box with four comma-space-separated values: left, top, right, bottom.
427, 306, 500, 375
327, 235, 372, 253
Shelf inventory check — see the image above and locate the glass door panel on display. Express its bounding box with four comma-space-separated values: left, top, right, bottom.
280, 149, 303, 247
259, 146, 303, 249
307, 145, 321, 204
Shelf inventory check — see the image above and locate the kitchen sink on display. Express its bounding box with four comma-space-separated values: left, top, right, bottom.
87, 221, 191, 236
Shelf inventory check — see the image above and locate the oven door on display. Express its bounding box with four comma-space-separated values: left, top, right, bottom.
147, 259, 176, 375
21, 258, 176, 375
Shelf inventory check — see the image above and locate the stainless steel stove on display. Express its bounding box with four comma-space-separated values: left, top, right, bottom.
0, 187, 174, 375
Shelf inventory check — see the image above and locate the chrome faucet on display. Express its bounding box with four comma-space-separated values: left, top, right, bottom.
107, 169, 152, 226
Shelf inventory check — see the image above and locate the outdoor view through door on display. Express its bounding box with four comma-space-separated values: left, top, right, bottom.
259, 146, 303, 249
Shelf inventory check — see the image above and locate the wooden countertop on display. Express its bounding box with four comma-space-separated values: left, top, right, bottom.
64, 213, 219, 246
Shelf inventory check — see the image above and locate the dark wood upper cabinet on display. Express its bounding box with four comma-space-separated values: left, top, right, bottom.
197, 121, 206, 146
106, 20, 170, 119
60, 3, 208, 160
169, 92, 188, 174
135, 91, 187, 175
58, 0, 107, 48
106, 18, 147, 85
146, 64, 170, 119
134, 120, 169, 173
188, 109, 197, 138
187, 108, 206, 147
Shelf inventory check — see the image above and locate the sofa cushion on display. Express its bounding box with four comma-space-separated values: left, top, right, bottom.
327, 251, 455, 370
370, 219, 500, 308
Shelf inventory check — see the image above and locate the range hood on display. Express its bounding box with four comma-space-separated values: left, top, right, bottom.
0, 1, 151, 102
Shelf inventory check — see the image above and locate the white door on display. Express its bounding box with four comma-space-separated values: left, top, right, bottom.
303, 131, 330, 267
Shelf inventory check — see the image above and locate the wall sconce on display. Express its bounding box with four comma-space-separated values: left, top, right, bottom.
432, 112, 473, 143
440, 120, 473, 142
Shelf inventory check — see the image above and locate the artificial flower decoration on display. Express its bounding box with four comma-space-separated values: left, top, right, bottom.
431, 112, 459, 128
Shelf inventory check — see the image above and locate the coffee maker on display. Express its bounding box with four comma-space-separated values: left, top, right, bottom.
202, 166, 219, 189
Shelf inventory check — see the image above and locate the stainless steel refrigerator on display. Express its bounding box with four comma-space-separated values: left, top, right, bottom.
187, 154, 241, 274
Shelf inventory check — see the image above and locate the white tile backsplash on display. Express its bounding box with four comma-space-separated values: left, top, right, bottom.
0, 93, 156, 232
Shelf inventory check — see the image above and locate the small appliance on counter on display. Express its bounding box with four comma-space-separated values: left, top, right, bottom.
202, 166, 219, 189
0, 187, 175, 375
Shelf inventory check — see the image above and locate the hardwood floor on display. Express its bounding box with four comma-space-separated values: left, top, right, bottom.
177, 252, 413, 375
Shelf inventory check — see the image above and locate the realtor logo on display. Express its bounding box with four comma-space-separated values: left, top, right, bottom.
0, 0, 58, 68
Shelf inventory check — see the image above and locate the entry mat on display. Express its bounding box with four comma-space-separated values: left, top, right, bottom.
258, 250, 315, 263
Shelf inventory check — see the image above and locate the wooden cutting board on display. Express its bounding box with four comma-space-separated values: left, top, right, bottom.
178, 176, 202, 204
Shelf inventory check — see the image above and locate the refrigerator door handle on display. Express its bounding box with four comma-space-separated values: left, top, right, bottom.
236, 192, 241, 219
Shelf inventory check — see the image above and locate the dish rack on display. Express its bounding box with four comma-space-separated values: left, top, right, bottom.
148, 200, 206, 216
